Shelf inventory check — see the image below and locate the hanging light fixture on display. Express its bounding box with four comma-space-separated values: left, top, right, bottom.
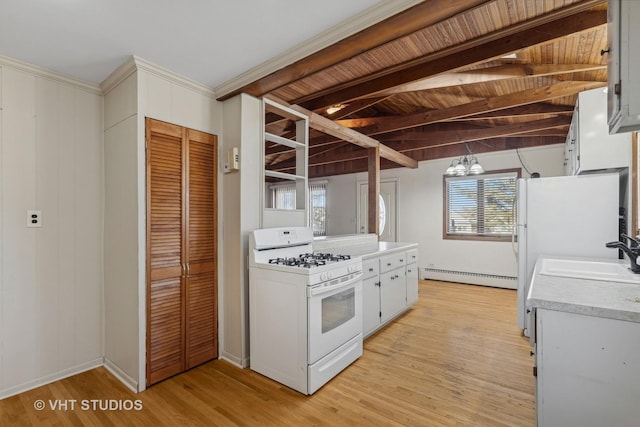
445, 144, 484, 176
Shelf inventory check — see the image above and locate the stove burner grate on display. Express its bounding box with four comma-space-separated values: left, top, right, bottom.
267, 252, 351, 268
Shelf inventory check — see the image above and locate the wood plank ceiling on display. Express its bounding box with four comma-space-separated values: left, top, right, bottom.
217, 0, 608, 178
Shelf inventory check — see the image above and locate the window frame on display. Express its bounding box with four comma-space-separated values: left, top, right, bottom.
442, 168, 521, 242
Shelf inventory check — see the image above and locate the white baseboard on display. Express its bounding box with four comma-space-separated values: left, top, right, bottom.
219, 351, 246, 369
103, 358, 138, 393
0, 358, 103, 400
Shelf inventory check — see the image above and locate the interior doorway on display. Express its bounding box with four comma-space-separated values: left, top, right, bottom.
357, 179, 397, 242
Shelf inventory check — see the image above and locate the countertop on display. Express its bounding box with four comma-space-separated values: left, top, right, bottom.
312, 234, 418, 259
527, 256, 640, 323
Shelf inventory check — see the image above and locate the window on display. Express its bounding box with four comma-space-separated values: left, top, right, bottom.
444, 169, 520, 241
270, 182, 327, 236
309, 182, 327, 236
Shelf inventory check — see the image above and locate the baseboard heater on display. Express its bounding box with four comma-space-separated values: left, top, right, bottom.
421, 267, 517, 289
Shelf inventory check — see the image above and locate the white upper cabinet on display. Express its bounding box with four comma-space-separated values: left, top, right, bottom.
566, 87, 631, 175
606, 0, 640, 133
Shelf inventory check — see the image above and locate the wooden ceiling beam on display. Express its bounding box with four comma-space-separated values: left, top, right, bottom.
379, 122, 570, 142
374, 63, 606, 96
216, 0, 491, 101
377, 117, 570, 152
324, 96, 389, 119
295, 4, 607, 110
271, 117, 569, 171
445, 103, 575, 121
337, 80, 603, 136
263, 94, 417, 168
306, 136, 565, 178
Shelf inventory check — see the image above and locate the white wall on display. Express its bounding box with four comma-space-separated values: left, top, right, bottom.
0, 62, 103, 398
221, 94, 262, 367
325, 145, 565, 284
103, 70, 140, 391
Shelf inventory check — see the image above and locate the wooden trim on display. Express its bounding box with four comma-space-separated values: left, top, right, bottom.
368, 147, 381, 236
442, 168, 521, 242
145, 118, 152, 387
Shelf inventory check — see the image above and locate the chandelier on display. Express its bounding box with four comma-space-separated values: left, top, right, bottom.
445, 145, 484, 176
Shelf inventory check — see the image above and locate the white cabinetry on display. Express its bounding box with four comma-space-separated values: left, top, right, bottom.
534, 308, 640, 426
361, 248, 419, 338
565, 87, 631, 175
406, 249, 419, 306
563, 107, 578, 176
362, 259, 381, 337
379, 252, 407, 324
606, 0, 640, 133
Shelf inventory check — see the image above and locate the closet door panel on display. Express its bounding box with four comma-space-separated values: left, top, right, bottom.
146, 119, 185, 385
186, 270, 216, 367
148, 277, 184, 384
185, 129, 218, 368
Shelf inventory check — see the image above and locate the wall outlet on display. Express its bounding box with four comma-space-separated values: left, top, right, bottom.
27, 210, 42, 228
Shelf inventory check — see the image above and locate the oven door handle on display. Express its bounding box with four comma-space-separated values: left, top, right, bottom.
309, 273, 363, 297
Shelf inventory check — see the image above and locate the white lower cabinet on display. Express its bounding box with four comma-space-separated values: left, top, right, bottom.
535, 308, 640, 426
380, 267, 406, 324
362, 275, 381, 337
406, 262, 418, 306
362, 248, 419, 338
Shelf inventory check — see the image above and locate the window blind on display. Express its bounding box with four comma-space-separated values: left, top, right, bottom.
445, 171, 517, 238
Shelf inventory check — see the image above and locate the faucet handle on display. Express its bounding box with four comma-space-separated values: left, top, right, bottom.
622, 234, 640, 249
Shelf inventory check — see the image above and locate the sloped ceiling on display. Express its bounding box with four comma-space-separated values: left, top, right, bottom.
218, 0, 608, 178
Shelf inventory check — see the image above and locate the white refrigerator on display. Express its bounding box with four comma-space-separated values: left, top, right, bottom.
516, 173, 620, 336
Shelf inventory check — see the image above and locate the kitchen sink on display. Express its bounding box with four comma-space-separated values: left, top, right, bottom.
538, 258, 640, 284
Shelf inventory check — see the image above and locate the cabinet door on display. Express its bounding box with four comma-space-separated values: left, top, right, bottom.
406, 263, 418, 306
380, 267, 406, 324
363, 275, 381, 337
185, 129, 218, 369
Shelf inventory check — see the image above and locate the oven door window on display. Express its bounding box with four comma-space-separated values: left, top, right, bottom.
321, 288, 355, 333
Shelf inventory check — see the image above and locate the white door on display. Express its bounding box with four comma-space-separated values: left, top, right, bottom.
358, 180, 397, 241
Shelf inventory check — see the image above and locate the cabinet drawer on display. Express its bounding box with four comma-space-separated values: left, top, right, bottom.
363, 259, 379, 279
380, 252, 406, 273
406, 248, 418, 264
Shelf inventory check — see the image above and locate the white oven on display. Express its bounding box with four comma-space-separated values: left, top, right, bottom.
308, 272, 362, 364
249, 227, 363, 395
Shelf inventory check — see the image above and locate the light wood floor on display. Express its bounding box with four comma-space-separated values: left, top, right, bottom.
0, 280, 535, 426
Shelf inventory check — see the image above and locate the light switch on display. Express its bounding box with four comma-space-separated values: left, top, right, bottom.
27, 210, 41, 228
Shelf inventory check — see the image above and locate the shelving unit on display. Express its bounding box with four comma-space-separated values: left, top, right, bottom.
261, 98, 309, 228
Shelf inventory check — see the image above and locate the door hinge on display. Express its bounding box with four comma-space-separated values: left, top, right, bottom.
379, 311, 382, 318
615, 82, 621, 95
533, 366, 537, 377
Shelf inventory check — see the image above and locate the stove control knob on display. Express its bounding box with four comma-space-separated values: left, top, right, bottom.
327, 272, 334, 279
320, 272, 328, 281
347, 265, 355, 273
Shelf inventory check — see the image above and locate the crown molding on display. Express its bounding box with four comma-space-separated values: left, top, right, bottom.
101, 55, 215, 98
100, 56, 138, 94
213, 0, 422, 99
0, 54, 102, 94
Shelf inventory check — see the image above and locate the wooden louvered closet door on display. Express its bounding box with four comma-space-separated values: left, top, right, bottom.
146, 118, 218, 386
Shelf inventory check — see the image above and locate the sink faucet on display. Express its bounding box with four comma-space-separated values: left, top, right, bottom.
606, 234, 640, 273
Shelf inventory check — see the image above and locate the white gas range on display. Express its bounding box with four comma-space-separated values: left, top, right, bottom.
249, 227, 363, 395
